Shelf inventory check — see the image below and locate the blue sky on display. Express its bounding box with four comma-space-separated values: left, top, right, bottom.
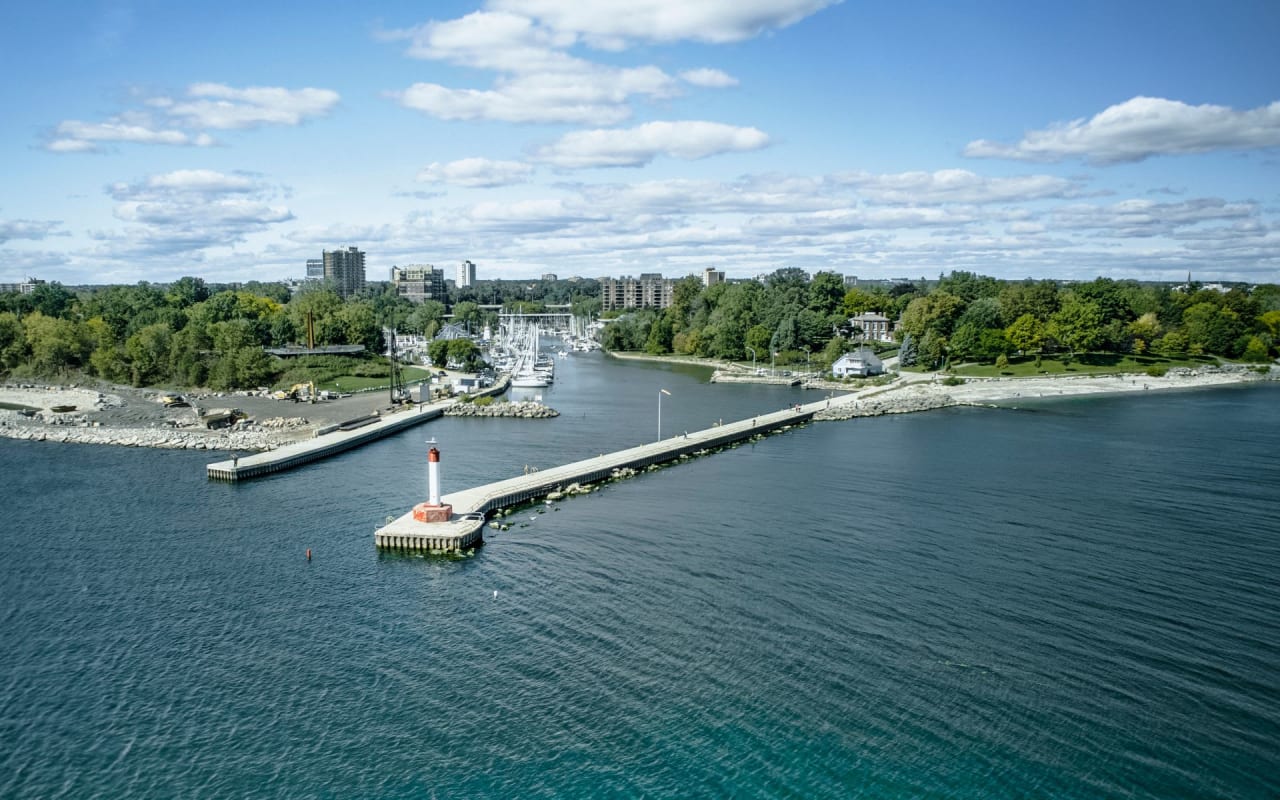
2, 0, 1278, 286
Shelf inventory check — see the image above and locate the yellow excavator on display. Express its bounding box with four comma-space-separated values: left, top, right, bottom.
272, 381, 316, 403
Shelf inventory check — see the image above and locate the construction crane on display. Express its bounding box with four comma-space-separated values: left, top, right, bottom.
388, 329, 411, 405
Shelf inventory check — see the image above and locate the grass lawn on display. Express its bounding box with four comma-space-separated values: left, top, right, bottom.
315, 365, 433, 392
940, 353, 1219, 378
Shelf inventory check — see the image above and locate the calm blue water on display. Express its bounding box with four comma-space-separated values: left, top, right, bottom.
2, 354, 1278, 798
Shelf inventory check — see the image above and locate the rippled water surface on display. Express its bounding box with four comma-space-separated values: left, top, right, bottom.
2, 355, 1278, 798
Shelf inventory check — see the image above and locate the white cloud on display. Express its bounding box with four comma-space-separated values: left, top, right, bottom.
97, 170, 292, 257
490, 0, 841, 47
166, 83, 340, 130
394, 65, 675, 125
964, 96, 1280, 164
1050, 198, 1256, 237
0, 219, 65, 244
833, 169, 1081, 205
389, 12, 678, 125
417, 158, 535, 187
532, 121, 771, 168
47, 119, 208, 152
44, 83, 338, 153
680, 68, 738, 88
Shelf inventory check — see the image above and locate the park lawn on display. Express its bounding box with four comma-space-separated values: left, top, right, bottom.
316, 365, 433, 393
949, 353, 1219, 378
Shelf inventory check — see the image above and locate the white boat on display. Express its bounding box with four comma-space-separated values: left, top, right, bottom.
511, 372, 550, 388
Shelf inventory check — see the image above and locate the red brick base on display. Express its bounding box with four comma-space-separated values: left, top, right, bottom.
412, 502, 453, 523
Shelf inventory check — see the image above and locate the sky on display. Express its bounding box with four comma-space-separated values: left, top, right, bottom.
2, 0, 1279, 286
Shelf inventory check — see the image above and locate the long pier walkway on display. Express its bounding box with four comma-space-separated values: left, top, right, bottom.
207, 376, 511, 481
207, 404, 445, 481
375, 390, 862, 552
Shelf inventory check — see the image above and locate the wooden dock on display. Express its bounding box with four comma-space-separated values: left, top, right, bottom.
375, 400, 823, 553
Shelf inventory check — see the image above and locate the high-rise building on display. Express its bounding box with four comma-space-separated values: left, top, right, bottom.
702, 267, 725, 287
457, 260, 476, 287
391, 264, 447, 304
323, 247, 366, 298
599, 273, 676, 311
305, 259, 324, 279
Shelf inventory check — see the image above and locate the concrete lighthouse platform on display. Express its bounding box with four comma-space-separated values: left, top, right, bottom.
375, 440, 483, 553
374, 510, 485, 553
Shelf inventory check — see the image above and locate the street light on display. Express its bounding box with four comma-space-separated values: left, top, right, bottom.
771, 350, 776, 376
803, 345, 811, 377
658, 388, 671, 442
745, 346, 757, 374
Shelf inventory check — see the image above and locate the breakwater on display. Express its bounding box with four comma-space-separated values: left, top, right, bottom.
375, 401, 818, 552
443, 400, 558, 418
207, 405, 443, 480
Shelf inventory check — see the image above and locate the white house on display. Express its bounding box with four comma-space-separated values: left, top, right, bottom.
832, 349, 884, 378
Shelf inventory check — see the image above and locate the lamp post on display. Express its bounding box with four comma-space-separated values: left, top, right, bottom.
771, 350, 776, 377
746, 346, 757, 374
658, 389, 671, 442
803, 345, 811, 377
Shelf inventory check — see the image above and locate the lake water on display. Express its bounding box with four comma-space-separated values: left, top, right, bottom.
2, 353, 1277, 798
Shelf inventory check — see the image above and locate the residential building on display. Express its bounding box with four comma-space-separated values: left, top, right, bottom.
391, 264, 447, 303
832, 348, 884, 378
702, 267, 725, 287
323, 246, 366, 298
457, 260, 476, 287
600, 273, 676, 311
305, 258, 324, 279
0, 276, 45, 294
541, 273, 558, 282
849, 312, 894, 343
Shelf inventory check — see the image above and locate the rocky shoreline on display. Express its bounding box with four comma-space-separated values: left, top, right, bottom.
443, 400, 558, 418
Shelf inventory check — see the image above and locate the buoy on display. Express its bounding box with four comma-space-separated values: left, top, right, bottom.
306, 548, 312, 561
493, 590, 498, 598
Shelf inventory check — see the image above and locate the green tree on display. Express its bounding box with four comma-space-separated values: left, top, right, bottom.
808, 271, 846, 315
1241, 336, 1271, 362
166, 276, 210, 308
124, 323, 173, 386
645, 315, 673, 354
446, 338, 480, 368
1047, 295, 1104, 355
1004, 314, 1045, 354
428, 339, 450, 368
452, 301, 481, 331
23, 312, 88, 373
0, 312, 29, 371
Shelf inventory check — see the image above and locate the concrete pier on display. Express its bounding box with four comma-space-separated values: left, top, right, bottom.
207, 405, 444, 481
374, 400, 821, 553
207, 375, 512, 481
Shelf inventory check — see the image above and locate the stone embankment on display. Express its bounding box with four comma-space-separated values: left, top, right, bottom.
814, 392, 956, 420
443, 400, 558, 418
0, 421, 291, 451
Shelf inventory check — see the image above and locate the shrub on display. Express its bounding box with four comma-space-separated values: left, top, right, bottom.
474, 395, 494, 406
941, 375, 965, 386
1145, 365, 1168, 377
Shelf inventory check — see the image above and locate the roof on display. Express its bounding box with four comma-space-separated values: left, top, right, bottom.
264, 345, 366, 357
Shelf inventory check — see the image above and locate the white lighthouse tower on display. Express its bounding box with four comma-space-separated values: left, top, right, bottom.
412, 438, 453, 523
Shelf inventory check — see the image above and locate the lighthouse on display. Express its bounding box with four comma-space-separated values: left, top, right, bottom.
427, 443, 441, 505
412, 439, 453, 523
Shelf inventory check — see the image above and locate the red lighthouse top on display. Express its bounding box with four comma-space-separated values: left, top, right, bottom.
428, 446, 440, 462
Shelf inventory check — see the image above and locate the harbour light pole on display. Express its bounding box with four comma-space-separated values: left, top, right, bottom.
658, 388, 671, 442
746, 346, 757, 374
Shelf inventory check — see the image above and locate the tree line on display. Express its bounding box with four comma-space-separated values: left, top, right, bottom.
601, 269, 1280, 371
0, 276, 598, 390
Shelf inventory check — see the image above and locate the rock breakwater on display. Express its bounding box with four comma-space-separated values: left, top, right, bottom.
444, 400, 558, 418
